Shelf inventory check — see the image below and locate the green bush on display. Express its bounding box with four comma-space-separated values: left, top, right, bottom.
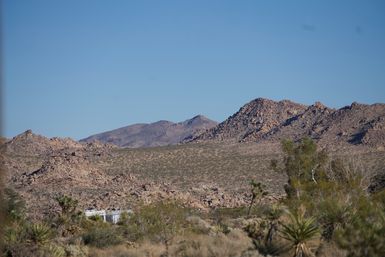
334, 192, 385, 257
83, 225, 123, 248
3, 188, 26, 222
3, 222, 56, 257
122, 201, 188, 251
272, 138, 328, 199
274, 137, 385, 256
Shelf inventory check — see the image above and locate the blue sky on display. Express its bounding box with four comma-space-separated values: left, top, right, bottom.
3, 0, 385, 139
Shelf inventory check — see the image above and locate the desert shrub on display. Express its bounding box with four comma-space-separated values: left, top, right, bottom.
295, 179, 361, 241
116, 211, 131, 226
289, 161, 372, 242
64, 244, 89, 257
272, 138, 328, 199
273, 138, 385, 256
3, 223, 28, 256
315, 241, 347, 257
4, 222, 26, 245
3, 188, 26, 222
185, 215, 212, 235
3, 221, 58, 257
334, 191, 385, 257
83, 225, 123, 248
122, 201, 188, 247
273, 137, 380, 246
39, 243, 66, 257
210, 207, 248, 224
88, 243, 165, 257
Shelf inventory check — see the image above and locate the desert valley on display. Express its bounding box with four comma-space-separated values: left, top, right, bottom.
1, 98, 385, 257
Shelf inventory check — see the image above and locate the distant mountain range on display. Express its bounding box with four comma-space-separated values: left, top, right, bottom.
80, 115, 218, 148
45, 97, 385, 149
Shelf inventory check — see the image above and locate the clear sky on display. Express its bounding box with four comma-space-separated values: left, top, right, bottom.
3, 0, 385, 139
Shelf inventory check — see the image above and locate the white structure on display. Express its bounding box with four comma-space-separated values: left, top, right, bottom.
84, 209, 132, 224
84, 209, 107, 222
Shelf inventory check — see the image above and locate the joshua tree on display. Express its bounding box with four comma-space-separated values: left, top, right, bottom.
55, 194, 78, 216
280, 207, 319, 257
247, 180, 268, 216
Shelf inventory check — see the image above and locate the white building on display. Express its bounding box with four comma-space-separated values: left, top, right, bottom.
84, 209, 107, 221
84, 209, 132, 224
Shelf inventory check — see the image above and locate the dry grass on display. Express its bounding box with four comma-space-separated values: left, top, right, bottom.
89, 243, 165, 257
88, 230, 264, 257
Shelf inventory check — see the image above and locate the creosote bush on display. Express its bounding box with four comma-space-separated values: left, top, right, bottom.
83, 225, 123, 248
334, 190, 385, 257
121, 201, 188, 248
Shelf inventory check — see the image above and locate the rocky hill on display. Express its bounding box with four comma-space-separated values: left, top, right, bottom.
191, 98, 307, 142
2, 129, 117, 157
3, 129, 84, 156
190, 98, 385, 148
80, 115, 217, 148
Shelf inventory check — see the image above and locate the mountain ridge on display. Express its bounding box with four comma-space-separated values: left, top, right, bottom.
189, 98, 385, 148
80, 115, 218, 148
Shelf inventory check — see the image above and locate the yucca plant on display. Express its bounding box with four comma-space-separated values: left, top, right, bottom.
27, 223, 52, 245
280, 208, 319, 257
41, 243, 66, 257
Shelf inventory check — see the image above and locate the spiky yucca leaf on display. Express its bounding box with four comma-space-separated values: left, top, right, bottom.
280, 209, 319, 257
281, 215, 319, 244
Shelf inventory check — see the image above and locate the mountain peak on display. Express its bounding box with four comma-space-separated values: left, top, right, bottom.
193, 98, 308, 142
191, 114, 207, 120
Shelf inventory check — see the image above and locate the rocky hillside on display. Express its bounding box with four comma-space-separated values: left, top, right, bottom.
2, 129, 117, 157
190, 98, 385, 148
81, 115, 217, 148
3, 129, 84, 156
191, 98, 307, 142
